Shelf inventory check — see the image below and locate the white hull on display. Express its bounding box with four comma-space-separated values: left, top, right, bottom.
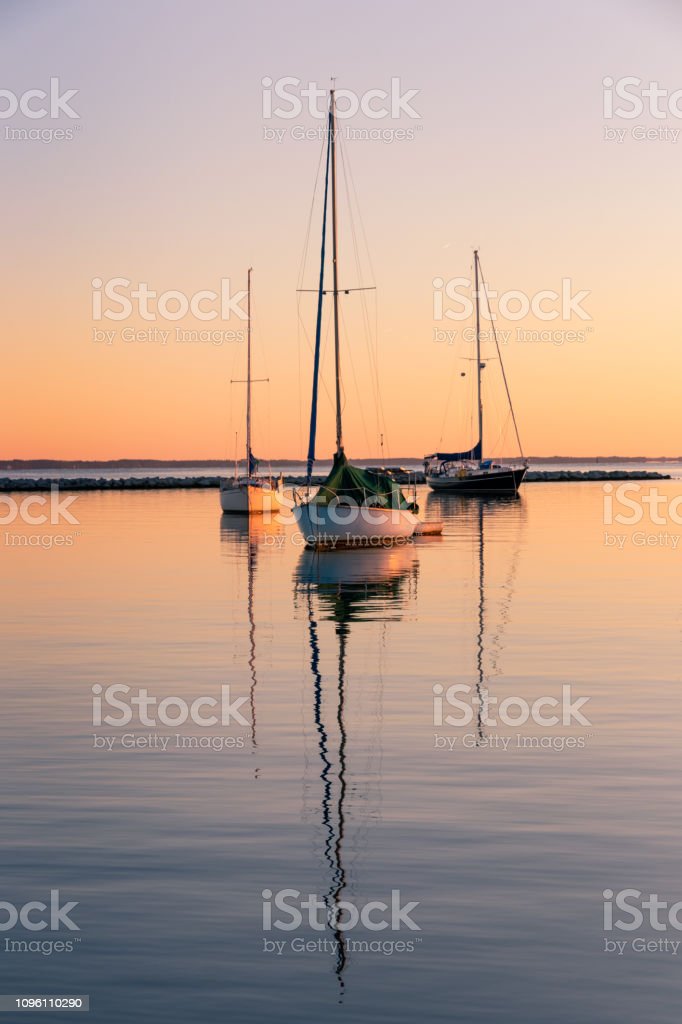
295, 503, 418, 549
220, 479, 284, 515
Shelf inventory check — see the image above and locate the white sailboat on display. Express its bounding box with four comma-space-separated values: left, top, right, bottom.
220, 268, 284, 515
294, 89, 419, 549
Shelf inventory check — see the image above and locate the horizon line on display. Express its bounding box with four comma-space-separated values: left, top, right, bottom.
2, 455, 681, 466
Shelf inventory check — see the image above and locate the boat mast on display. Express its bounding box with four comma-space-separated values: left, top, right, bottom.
330, 90, 343, 455
474, 250, 483, 462
246, 266, 252, 474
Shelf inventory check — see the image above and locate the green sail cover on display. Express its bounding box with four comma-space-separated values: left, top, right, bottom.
311, 451, 417, 511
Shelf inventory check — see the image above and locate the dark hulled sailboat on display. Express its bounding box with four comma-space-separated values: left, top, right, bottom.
425, 250, 528, 495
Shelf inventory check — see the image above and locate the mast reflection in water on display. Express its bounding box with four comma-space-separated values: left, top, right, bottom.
425, 492, 526, 743
219, 513, 285, 774
293, 546, 419, 999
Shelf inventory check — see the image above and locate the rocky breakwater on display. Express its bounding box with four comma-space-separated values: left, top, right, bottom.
525, 470, 671, 482
0, 476, 223, 492
0, 469, 671, 492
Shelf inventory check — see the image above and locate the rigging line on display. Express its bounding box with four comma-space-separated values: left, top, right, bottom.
339, 149, 374, 399
371, 294, 389, 457
265, 380, 274, 474
297, 305, 303, 455
297, 296, 336, 413
477, 254, 525, 460
338, 300, 372, 456
230, 380, 247, 472
319, 303, 336, 413
254, 317, 277, 474
296, 285, 310, 458
303, 300, 338, 441
338, 135, 386, 454
488, 410, 512, 458
437, 366, 456, 449
343, 136, 392, 459
438, 253, 475, 449
338, 142, 377, 407
297, 133, 327, 290
337, 135, 378, 448
481, 370, 506, 455
338, 127, 377, 284
373, 318, 392, 458
438, 328, 468, 448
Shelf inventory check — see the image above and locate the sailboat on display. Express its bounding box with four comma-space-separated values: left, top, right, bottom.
425, 250, 528, 495
295, 90, 419, 548
220, 268, 285, 514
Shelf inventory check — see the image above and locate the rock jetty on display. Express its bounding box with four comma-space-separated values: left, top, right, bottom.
0, 469, 671, 492
524, 470, 670, 482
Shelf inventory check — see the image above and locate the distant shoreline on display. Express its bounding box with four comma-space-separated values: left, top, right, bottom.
2, 456, 681, 470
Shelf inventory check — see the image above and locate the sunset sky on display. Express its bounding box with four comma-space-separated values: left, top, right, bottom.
2, 0, 681, 460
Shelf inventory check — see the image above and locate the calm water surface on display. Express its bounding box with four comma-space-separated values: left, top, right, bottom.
1, 483, 680, 1021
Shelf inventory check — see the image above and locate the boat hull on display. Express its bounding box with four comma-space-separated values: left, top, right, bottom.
220, 480, 285, 515
295, 503, 418, 549
426, 466, 527, 495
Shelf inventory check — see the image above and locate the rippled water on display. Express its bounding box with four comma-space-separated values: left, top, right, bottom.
1, 483, 680, 1021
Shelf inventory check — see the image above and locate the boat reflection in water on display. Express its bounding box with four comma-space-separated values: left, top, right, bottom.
425, 491, 526, 743
293, 545, 418, 999
219, 513, 285, 773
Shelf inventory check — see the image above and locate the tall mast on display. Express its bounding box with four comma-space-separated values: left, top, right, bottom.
474, 250, 482, 462
330, 90, 343, 455
246, 266, 252, 473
